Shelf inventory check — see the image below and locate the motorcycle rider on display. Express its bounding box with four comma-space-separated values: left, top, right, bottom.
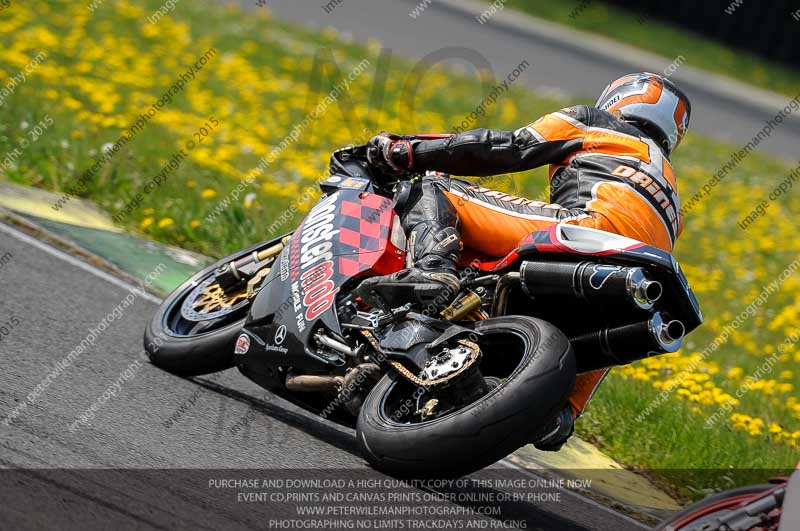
356, 72, 692, 451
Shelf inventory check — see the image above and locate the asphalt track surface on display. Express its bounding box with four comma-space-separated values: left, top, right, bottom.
256, 0, 800, 161
0, 223, 653, 531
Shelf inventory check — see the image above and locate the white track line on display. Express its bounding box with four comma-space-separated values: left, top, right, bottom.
0, 221, 163, 304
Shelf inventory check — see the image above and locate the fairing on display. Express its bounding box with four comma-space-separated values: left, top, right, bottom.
239, 187, 404, 382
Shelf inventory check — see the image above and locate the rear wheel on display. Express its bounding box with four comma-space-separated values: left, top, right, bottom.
144, 238, 284, 376
356, 316, 576, 478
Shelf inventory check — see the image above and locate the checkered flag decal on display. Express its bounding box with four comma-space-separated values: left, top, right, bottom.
337, 194, 393, 276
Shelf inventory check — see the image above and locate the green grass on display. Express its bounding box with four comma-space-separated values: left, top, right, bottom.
1, 0, 798, 499
511, 0, 800, 98
579, 373, 800, 500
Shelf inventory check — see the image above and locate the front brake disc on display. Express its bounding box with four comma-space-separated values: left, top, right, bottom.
180, 277, 251, 322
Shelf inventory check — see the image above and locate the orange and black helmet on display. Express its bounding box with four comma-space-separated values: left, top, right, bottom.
596, 73, 691, 155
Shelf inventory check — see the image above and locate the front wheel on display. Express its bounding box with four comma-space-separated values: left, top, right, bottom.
356, 316, 576, 478
144, 237, 285, 376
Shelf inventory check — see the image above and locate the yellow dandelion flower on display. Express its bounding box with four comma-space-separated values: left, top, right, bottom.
201, 188, 217, 199
190, 220, 201, 229
140, 217, 153, 229
143, 207, 155, 215
157, 218, 174, 229
727, 367, 744, 379
187, 180, 197, 189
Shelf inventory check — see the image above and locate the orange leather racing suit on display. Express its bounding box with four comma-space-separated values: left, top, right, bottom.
396, 104, 684, 417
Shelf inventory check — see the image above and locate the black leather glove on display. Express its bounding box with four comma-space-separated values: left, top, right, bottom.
366, 133, 415, 175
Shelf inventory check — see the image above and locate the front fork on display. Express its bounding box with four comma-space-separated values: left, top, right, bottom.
214, 234, 292, 294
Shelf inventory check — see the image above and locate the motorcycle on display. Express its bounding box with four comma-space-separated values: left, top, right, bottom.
656, 462, 800, 530
144, 143, 702, 478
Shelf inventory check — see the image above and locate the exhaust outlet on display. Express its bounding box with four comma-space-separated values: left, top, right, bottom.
628, 272, 663, 310
519, 260, 662, 311
571, 312, 685, 372
659, 319, 685, 345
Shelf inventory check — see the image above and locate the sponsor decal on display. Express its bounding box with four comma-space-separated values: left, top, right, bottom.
466, 185, 549, 208
265, 325, 289, 354
291, 192, 339, 282
279, 246, 290, 281
234, 334, 251, 354
289, 192, 341, 331
274, 325, 287, 345
265, 344, 288, 354
339, 177, 368, 190
612, 165, 678, 234
326, 176, 342, 183
291, 281, 302, 312
300, 260, 336, 321
599, 93, 621, 111
290, 279, 305, 332
589, 265, 622, 289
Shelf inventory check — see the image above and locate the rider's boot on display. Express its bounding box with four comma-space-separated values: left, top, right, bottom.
356, 224, 461, 313
357, 179, 462, 314
532, 406, 575, 452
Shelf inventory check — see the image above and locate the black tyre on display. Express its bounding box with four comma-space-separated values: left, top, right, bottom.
144, 237, 286, 376
654, 484, 775, 531
356, 315, 576, 478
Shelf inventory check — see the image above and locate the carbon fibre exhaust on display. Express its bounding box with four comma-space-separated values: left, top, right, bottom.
569, 312, 684, 372
519, 260, 662, 310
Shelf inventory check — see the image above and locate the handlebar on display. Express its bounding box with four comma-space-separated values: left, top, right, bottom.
329, 144, 416, 189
